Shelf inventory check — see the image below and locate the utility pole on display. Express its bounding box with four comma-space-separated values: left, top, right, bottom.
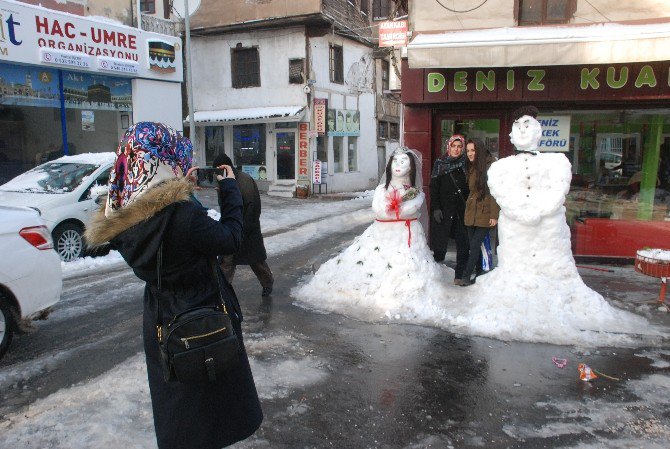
183, 0, 198, 163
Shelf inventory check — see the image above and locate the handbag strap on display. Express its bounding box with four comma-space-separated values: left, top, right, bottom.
155, 244, 229, 343
448, 170, 467, 205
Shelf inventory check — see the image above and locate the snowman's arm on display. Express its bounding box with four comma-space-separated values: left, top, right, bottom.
399, 192, 425, 217
372, 185, 390, 218
533, 154, 572, 218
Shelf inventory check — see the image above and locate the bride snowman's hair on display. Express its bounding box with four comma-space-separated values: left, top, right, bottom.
384, 147, 417, 189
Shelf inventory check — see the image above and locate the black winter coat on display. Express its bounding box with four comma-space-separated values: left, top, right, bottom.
85, 178, 262, 449
429, 166, 469, 252
217, 170, 267, 265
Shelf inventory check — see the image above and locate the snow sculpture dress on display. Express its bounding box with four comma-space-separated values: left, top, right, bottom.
460, 152, 650, 345
294, 183, 450, 320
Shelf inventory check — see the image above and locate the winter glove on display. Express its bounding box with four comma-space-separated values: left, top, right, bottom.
433, 209, 443, 223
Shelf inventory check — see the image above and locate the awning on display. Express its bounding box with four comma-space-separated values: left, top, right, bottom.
408, 21, 670, 68
185, 106, 306, 125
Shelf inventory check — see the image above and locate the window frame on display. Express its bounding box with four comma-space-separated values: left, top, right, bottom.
140, 0, 156, 14
381, 59, 390, 91
329, 44, 344, 84
372, 0, 389, 21
517, 0, 576, 26
288, 58, 304, 85
231, 46, 261, 89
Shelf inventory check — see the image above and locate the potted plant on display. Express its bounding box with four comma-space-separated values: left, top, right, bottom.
295, 184, 309, 198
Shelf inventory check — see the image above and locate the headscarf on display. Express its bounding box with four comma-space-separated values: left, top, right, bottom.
431, 134, 466, 178
105, 121, 192, 216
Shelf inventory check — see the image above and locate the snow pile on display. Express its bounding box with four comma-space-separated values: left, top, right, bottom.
294, 154, 663, 347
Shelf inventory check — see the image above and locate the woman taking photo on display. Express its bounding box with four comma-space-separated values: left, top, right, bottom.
460, 138, 500, 286
85, 122, 262, 449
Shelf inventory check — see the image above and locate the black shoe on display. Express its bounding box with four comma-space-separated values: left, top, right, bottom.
459, 278, 476, 287
261, 286, 273, 297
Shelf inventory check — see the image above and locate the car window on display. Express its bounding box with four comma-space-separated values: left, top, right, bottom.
80, 169, 111, 202
1, 162, 99, 194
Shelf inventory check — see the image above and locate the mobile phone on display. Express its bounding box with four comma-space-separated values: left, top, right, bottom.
196, 168, 226, 188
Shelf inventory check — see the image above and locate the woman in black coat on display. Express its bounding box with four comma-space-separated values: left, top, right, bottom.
85, 122, 262, 449
429, 134, 470, 284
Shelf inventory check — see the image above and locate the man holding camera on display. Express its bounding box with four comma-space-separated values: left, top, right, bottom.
212, 154, 274, 296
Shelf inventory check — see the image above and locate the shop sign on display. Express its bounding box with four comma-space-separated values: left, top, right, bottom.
0, 0, 182, 82
97, 56, 139, 75
416, 62, 670, 103
379, 20, 408, 47
298, 122, 309, 181
312, 159, 322, 185
313, 98, 327, 134
327, 108, 360, 136
536, 115, 571, 152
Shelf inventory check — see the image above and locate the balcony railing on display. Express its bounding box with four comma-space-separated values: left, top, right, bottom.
141, 15, 180, 36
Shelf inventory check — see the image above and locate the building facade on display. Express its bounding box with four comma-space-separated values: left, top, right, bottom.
403, 0, 670, 259
0, 0, 183, 183
185, 0, 402, 195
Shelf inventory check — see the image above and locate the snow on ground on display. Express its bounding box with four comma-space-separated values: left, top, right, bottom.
62, 193, 373, 279
0, 332, 328, 449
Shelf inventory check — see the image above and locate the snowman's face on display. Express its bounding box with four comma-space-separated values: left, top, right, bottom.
510, 115, 542, 151
391, 153, 411, 179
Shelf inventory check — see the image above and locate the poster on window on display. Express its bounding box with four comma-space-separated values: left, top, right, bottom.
242, 165, 267, 180
537, 115, 571, 152
81, 110, 95, 131
327, 108, 360, 136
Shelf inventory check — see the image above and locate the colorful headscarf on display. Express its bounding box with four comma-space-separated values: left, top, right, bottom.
431, 134, 466, 178
105, 122, 192, 216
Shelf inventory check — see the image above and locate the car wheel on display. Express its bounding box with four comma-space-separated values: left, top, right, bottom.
53, 223, 84, 262
0, 298, 15, 360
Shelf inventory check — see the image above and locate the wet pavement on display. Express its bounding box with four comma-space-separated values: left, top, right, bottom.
224, 219, 670, 448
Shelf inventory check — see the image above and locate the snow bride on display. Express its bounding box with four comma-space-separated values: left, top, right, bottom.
294, 148, 451, 320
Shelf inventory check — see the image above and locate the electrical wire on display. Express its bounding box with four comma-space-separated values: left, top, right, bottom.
434, 0, 488, 14
583, 0, 611, 22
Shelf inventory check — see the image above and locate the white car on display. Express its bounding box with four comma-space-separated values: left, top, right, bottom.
0, 205, 62, 359
0, 153, 115, 261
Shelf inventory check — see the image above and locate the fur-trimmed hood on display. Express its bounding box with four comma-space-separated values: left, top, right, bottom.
85, 177, 194, 247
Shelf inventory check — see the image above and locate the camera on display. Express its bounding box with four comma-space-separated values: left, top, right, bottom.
196, 167, 227, 188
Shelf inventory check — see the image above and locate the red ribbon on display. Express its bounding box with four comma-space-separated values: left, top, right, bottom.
375, 218, 417, 247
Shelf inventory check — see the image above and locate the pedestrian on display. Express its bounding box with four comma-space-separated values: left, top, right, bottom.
213, 153, 274, 297
85, 122, 262, 449
430, 134, 470, 284
460, 138, 499, 286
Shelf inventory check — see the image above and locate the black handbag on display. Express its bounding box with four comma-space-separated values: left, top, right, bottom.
155, 244, 240, 383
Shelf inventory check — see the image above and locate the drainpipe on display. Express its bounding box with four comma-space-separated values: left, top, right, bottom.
184, 0, 198, 164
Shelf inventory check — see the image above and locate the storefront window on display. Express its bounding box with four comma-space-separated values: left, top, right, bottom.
561, 110, 670, 257
316, 135, 327, 162
205, 126, 225, 166
348, 137, 358, 171
438, 118, 500, 158
233, 124, 266, 166
0, 63, 131, 184
333, 136, 344, 172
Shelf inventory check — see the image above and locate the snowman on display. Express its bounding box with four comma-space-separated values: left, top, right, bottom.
451, 106, 653, 345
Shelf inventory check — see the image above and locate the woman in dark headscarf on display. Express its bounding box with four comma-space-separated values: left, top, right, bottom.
85, 122, 262, 449
429, 134, 470, 284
